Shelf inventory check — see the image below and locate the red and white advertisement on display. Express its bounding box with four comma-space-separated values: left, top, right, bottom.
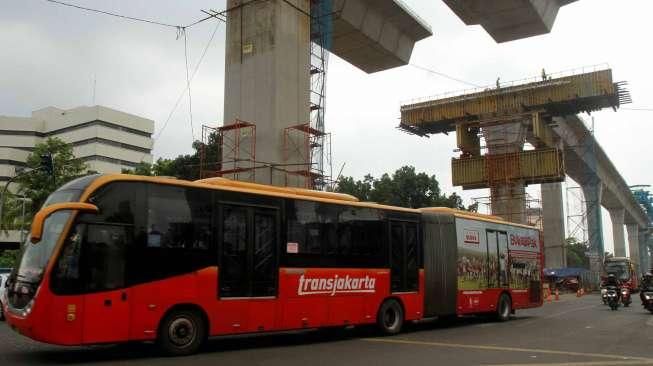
463, 229, 480, 246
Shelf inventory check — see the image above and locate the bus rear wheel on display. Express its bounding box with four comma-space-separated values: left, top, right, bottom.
158, 309, 206, 356
495, 294, 512, 322
377, 299, 404, 335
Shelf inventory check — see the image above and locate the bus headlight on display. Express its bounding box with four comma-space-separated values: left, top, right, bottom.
20, 299, 35, 318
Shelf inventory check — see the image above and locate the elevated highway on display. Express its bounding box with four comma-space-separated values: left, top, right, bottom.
553, 115, 651, 272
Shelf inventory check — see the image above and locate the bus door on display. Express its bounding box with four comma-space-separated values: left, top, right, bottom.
486, 230, 509, 289
219, 204, 279, 333
390, 220, 419, 293
82, 223, 131, 344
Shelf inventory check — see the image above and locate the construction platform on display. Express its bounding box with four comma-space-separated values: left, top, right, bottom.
399, 68, 630, 135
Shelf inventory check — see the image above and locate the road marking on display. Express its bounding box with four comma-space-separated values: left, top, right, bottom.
361, 338, 652, 362
488, 361, 653, 366
516, 305, 598, 327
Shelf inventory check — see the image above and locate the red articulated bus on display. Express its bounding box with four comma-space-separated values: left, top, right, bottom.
2, 174, 543, 356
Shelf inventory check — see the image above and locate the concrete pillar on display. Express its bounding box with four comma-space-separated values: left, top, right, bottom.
224, 0, 310, 187
626, 224, 640, 271
641, 231, 652, 272
608, 208, 626, 257
581, 183, 604, 274
541, 182, 566, 268
484, 122, 527, 224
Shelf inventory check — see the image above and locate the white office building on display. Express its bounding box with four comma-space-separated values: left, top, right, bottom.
0, 106, 154, 249
0, 105, 154, 186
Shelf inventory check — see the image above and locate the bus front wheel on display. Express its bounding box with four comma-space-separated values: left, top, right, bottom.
495, 294, 512, 322
158, 309, 206, 356
377, 299, 404, 335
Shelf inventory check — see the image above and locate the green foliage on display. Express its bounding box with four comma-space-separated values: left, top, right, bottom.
336, 166, 471, 210
565, 237, 590, 269
0, 250, 19, 268
0, 190, 30, 232
15, 137, 87, 214
123, 135, 220, 181
122, 162, 154, 176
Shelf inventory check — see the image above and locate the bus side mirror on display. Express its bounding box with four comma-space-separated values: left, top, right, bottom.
30, 202, 99, 244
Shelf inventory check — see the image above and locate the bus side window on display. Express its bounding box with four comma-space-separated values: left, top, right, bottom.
147, 185, 212, 250
51, 223, 85, 294
85, 224, 129, 291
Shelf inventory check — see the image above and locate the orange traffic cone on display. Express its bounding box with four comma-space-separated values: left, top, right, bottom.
576, 289, 581, 297
555, 288, 560, 301
580, 288, 585, 296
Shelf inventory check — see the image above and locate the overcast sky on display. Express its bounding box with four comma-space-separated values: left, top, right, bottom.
2, 0, 653, 255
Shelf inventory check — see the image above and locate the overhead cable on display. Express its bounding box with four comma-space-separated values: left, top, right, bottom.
154, 20, 222, 141
43, 0, 217, 29
183, 29, 196, 142
409, 63, 481, 88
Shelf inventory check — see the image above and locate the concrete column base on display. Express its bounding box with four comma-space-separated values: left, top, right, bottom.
581, 183, 604, 274
608, 208, 626, 257
542, 182, 566, 268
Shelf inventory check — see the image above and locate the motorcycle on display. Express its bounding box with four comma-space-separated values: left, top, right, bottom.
606, 287, 620, 310
621, 286, 632, 307
642, 291, 653, 314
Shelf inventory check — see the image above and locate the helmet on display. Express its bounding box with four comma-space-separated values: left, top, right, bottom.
607, 274, 615, 279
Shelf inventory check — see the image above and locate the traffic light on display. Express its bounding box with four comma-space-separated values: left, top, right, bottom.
40, 153, 54, 175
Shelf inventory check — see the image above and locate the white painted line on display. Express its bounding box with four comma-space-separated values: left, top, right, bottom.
488, 360, 653, 366
362, 338, 652, 362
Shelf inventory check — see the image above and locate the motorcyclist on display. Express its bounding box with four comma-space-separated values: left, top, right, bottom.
604, 273, 621, 302
640, 272, 653, 304
605, 273, 620, 287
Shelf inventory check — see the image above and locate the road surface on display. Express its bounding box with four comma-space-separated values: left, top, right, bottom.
1, 294, 652, 365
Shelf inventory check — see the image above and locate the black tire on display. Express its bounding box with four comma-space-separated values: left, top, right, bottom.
624, 302, 630, 308
0, 300, 4, 321
377, 299, 404, 335
495, 294, 511, 322
157, 309, 206, 357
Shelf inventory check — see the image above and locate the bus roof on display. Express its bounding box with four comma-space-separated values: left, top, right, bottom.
195, 177, 360, 202
80, 174, 419, 214
605, 257, 630, 262
419, 207, 540, 231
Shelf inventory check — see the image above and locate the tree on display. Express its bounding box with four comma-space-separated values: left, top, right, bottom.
565, 237, 590, 269
336, 166, 472, 210
15, 137, 87, 214
0, 249, 19, 268
123, 134, 220, 180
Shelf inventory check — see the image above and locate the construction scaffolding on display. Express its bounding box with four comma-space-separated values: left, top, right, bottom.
566, 185, 588, 244
399, 66, 629, 227
283, 123, 332, 189
199, 120, 256, 181
472, 193, 542, 228
307, 0, 332, 189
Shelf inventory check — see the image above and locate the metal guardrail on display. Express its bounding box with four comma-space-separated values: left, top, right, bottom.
401, 63, 611, 108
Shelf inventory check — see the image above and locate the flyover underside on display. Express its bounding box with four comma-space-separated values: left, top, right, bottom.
442, 0, 578, 43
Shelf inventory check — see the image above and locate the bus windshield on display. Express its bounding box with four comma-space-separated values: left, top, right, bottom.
605, 262, 630, 281
10, 175, 100, 306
